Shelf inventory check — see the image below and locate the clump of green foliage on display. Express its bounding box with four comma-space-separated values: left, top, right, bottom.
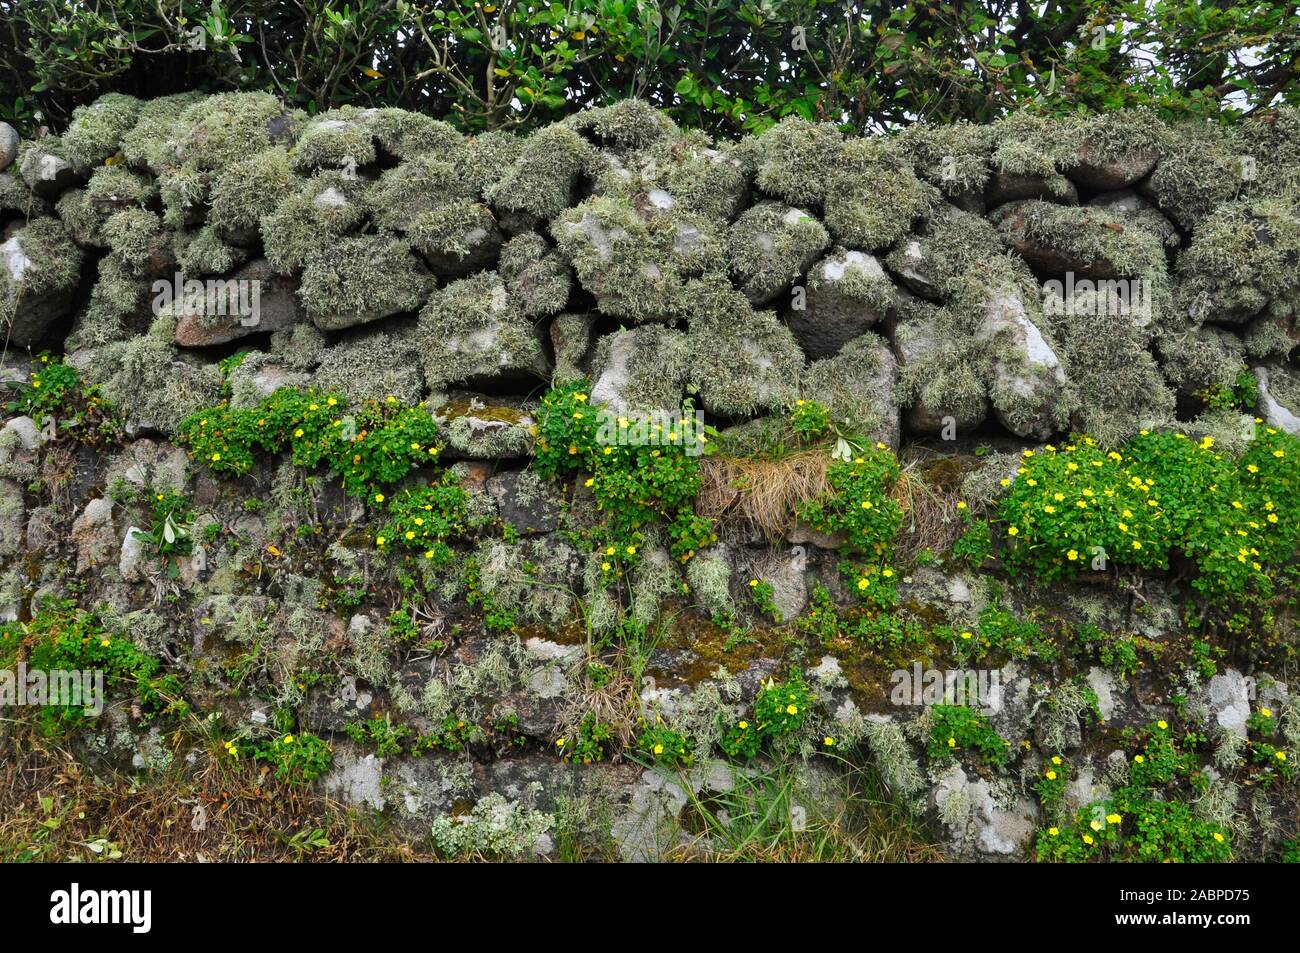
927, 704, 1009, 767
533, 379, 715, 567
177, 387, 442, 496
999, 427, 1300, 604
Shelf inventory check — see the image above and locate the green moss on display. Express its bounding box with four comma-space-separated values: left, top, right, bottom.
55, 189, 106, 246
298, 234, 433, 330
172, 92, 298, 172
727, 202, 829, 304
260, 171, 368, 274
269, 322, 329, 371
485, 124, 593, 220
60, 93, 142, 167
550, 312, 595, 384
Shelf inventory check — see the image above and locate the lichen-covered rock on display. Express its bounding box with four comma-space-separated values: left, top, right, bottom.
728, 202, 829, 306
554, 195, 721, 320
589, 325, 691, 415
19, 142, 85, 199
260, 171, 369, 274
784, 248, 896, 359
822, 139, 934, 251
804, 332, 900, 448
70, 496, 117, 575
993, 200, 1166, 281
893, 297, 989, 436
438, 396, 535, 460
0, 218, 84, 347
1065, 110, 1167, 191
312, 327, 425, 406
978, 288, 1067, 440
498, 233, 571, 317
1174, 197, 1300, 328
487, 469, 560, 533
299, 234, 433, 331
687, 283, 803, 417
418, 271, 549, 389
486, 124, 593, 223
60, 93, 143, 167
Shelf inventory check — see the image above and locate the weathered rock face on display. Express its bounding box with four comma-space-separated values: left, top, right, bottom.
1069, 137, 1160, 191
1254, 366, 1300, 435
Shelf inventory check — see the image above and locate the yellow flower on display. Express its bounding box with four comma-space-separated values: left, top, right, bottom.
1007, 526, 1019, 537
1277, 751, 1288, 762
283, 734, 294, 744
99, 638, 111, 647
1051, 755, 1061, 765
425, 550, 435, 559
882, 568, 894, 578
1000, 478, 1011, 487
960, 630, 973, 640
601, 562, 611, 571
1213, 832, 1225, 843
1106, 814, 1122, 825
1134, 754, 1145, 763
1046, 770, 1057, 780
1083, 834, 1094, 845
1090, 819, 1102, 831
956, 501, 967, 510
749, 579, 759, 587
1157, 720, 1167, 730
584, 478, 595, 487
625, 545, 636, 556
786, 704, 798, 716
404, 531, 415, 540
375, 536, 386, 546
738, 721, 748, 730
823, 736, 835, 747
857, 578, 869, 590
1048, 827, 1059, 836
374, 493, 385, 503
947, 737, 956, 748
653, 744, 664, 755
211, 453, 221, 462
1067, 549, 1079, 561
556, 738, 565, 748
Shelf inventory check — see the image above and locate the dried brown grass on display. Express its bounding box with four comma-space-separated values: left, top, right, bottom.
697, 450, 831, 542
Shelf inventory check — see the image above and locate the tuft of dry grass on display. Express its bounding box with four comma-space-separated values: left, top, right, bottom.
698, 450, 831, 543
